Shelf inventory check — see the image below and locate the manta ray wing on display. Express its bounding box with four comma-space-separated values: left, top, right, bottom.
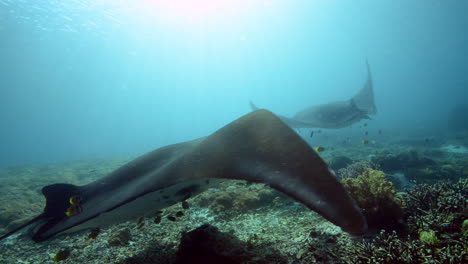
352, 60, 377, 115
250, 61, 377, 129
0, 110, 367, 242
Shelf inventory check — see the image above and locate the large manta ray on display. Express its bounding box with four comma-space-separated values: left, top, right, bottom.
0, 110, 367, 242
250, 61, 377, 129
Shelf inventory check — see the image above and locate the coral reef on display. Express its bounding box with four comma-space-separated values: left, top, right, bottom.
328, 155, 353, 171
401, 179, 468, 236
371, 150, 435, 173
0, 144, 467, 264
337, 179, 468, 263
462, 219, 468, 237
341, 230, 467, 264
342, 168, 404, 231
298, 229, 342, 263
406, 162, 463, 184
336, 160, 380, 179
385, 172, 414, 191
419, 230, 439, 246
196, 183, 280, 217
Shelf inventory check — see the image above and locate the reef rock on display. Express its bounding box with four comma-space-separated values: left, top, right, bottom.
108, 228, 132, 246
175, 224, 251, 264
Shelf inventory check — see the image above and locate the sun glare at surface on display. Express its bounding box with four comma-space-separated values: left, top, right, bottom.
111, 0, 259, 28
1, 0, 285, 37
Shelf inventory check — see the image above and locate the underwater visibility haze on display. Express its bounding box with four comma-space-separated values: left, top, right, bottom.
0, 1, 467, 263
0, 0, 466, 167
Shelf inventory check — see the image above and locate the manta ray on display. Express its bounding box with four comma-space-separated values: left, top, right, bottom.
250, 61, 377, 129
0, 110, 367, 242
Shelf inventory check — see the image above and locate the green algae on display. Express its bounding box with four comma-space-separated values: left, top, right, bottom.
419, 230, 439, 246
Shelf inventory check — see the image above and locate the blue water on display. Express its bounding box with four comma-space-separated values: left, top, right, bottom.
1, 0, 467, 167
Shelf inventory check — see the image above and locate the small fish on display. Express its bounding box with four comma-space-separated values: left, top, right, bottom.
88, 228, 101, 239
181, 200, 189, 210
65, 196, 82, 217
175, 211, 184, 217
362, 140, 369, 145
378, 129, 382, 135
310, 131, 314, 138
154, 215, 162, 224
65, 204, 82, 217
363, 123, 368, 127
167, 215, 176, 222
364, 131, 368, 136
54, 249, 70, 262
315, 146, 325, 152
69, 196, 81, 205
317, 130, 322, 133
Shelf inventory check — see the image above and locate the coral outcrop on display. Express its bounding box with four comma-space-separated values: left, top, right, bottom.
336, 160, 380, 179
342, 168, 404, 231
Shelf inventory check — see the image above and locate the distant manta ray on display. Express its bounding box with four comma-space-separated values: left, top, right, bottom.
250, 61, 377, 129
0, 110, 366, 242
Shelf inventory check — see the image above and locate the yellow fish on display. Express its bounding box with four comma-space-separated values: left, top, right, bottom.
69, 196, 81, 205
362, 140, 369, 145
65, 205, 82, 217
315, 146, 325, 152
65, 196, 82, 217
